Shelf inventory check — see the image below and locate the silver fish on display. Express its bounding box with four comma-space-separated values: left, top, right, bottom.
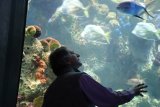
116, 0, 155, 19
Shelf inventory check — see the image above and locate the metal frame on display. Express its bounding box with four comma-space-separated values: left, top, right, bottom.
0, 0, 28, 106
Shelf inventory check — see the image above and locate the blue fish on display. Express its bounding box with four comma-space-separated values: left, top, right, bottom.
116, 0, 154, 19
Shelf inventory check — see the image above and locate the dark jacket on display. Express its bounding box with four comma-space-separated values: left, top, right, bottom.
42, 71, 95, 107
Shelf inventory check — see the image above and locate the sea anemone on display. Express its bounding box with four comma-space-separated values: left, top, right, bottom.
33, 25, 42, 38
25, 25, 42, 38
40, 37, 61, 52
25, 25, 36, 37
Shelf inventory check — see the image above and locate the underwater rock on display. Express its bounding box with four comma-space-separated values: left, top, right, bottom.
153, 52, 160, 66
130, 22, 160, 63
23, 39, 43, 54
129, 33, 154, 63
19, 26, 62, 105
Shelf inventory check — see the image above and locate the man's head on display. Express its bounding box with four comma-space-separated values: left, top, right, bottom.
49, 46, 82, 76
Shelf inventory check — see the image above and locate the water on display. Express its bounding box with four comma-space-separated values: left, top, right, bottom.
17, 0, 160, 106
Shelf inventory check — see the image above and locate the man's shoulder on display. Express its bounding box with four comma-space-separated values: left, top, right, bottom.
66, 71, 86, 77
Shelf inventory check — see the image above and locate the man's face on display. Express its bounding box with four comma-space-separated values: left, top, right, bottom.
66, 49, 82, 69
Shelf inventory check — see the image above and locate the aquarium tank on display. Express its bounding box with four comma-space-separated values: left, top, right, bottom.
17, 0, 160, 107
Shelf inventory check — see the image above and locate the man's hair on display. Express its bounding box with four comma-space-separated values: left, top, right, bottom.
49, 46, 70, 76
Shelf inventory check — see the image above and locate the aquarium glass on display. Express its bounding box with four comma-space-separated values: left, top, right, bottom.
17, 0, 160, 106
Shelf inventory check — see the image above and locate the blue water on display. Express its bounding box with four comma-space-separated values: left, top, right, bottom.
18, 0, 160, 107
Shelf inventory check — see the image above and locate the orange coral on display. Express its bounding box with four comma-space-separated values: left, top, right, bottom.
34, 55, 48, 84
38, 60, 47, 69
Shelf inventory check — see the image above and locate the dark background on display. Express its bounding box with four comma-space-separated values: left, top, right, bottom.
0, 0, 27, 106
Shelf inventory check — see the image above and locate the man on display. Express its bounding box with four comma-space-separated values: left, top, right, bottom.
42, 46, 147, 107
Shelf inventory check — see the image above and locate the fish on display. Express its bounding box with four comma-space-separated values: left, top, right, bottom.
48, 0, 88, 23
57, 0, 89, 18
132, 22, 160, 40
80, 25, 110, 45
116, 0, 155, 19
127, 76, 144, 86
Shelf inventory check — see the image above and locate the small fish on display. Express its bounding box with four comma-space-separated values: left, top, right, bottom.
58, 0, 89, 18
80, 25, 110, 45
132, 22, 160, 41
116, 0, 154, 19
127, 77, 144, 86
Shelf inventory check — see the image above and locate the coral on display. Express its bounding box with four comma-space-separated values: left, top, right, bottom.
95, 4, 109, 15
107, 12, 117, 19
24, 26, 43, 54
18, 25, 60, 106
33, 96, 44, 107
121, 94, 160, 107
109, 19, 120, 27
33, 53, 48, 84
